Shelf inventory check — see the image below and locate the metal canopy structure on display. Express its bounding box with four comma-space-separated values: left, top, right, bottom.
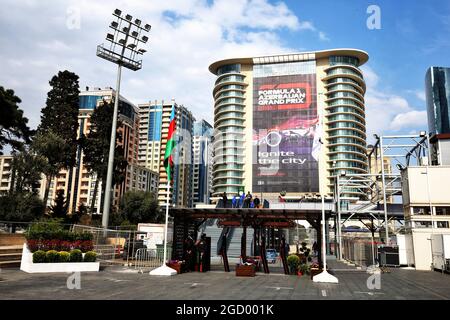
170, 207, 332, 221
170, 207, 332, 274
332, 133, 431, 259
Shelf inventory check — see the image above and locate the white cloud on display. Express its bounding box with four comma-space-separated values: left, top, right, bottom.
0, 0, 329, 130
298, 21, 316, 31
390, 110, 428, 130
318, 31, 330, 41
362, 65, 428, 141
414, 90, 426, 102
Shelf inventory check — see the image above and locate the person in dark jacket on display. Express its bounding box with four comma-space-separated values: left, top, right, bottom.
222, 192, 228, 208
244, 191, 252, 208
253, 195, 261, 208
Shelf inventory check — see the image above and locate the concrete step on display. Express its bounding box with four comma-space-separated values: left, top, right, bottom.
0, 253, 22, 262
0, 246, 23, 255
0, 260, 21, 268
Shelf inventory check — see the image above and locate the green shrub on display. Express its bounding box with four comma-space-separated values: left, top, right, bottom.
32, 250, 46, 263
26, 219, 64, 240
287, 254, 300, 266
287, 254, 300, 274
77, 232, 93, 241
59, 251, 70, 263
299, 264, 309, 275
70, 249, 82, 262
83, 251, 97, 262
46, 250, 59, 263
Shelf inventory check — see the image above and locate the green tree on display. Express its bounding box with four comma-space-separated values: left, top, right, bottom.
0, 86, 33, 154
0, 192, 44, 225
119, 191, 160, 225
68, 203, 87, 224
9, 149, 45, 194
36, 70, 80, 209
49, 189, 68, 219
38, 70, 80, 167
31, 131, 68, 208
81, 100, 128, 213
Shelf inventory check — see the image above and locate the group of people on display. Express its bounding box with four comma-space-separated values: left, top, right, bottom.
183, 233, 210, 272
222, 191, 262, 209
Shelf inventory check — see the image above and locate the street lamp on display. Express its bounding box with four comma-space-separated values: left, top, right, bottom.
313, 122, 338, 283
97, 9, 151, 229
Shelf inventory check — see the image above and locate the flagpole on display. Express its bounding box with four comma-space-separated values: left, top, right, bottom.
163, 182, 170, 264
150, 103, 177, 276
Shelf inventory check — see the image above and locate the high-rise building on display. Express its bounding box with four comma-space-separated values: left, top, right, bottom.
42, 87, 158, 214
209, 49, 369, 199
192, 120, 214, 204
0, 155, 13, 196
138, 100, 195, 207
426, 67, 450, 165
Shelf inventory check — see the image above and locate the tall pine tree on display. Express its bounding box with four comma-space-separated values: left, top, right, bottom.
36, 70, 80, 208
81, 100, 128, 213
0, 86, 33, 154
49, 189, 68, 219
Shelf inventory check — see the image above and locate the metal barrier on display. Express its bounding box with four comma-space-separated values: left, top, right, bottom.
1, 221, 173, 269
342, 237, 382, 267
71, 225, 146, 267
134, 247, 172, 271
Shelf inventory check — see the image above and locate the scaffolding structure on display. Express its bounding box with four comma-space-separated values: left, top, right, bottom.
333, 133, 430, 260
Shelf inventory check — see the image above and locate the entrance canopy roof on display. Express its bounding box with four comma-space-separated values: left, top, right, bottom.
170, 207, 331, 220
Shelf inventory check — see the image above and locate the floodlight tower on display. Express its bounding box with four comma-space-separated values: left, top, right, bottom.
97, 9, 151, 229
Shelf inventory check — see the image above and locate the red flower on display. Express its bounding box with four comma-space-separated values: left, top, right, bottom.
27, 239, 40, 252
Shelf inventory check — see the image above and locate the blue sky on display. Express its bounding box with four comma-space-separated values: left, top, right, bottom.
0, 0, 449, 147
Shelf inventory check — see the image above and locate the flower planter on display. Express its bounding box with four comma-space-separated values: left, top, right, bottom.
166, 262, 184, 274
235, 264, 255, 277
20, 244, 99, 273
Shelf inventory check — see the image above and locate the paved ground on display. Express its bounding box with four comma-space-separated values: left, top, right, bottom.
1, 261, 450, 300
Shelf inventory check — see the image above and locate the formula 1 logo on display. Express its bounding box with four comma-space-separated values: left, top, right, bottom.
257, 83, 312, 111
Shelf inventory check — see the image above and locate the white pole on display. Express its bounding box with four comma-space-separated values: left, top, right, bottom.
163, 183, 170, 264
313, 194, 338, 283
379, 136, 389, 244
149, 184, 177, 276
321, 194, 327, 271
102, 64, 122, 229
337, 175, 342, 260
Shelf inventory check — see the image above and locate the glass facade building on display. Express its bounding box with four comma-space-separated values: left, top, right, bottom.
209, 49, 369, 198
426, 67, 450, 135
193, 120, 214, 203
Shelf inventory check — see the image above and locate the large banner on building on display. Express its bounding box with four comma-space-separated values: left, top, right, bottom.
252, 61, 320, 193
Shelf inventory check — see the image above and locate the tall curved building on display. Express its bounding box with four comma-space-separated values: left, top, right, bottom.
209, 49, 369, 199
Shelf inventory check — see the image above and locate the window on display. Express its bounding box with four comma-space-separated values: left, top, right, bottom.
79, 95, 101, 109
413, 207, 431, 215
329, 56, 360, 67
436, 207, 450, 215
414, 221, 432, 228
437, 221, 449, 228
217, 64, 241, 76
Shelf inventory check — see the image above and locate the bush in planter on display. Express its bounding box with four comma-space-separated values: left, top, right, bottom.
83, 251, 97, 262
46, 250, 59, 263
33, 250, 47, 263
287, 254, 300, 274
70, 249, 83, 262
79, 240, 94, 253
299, 264, 309, 275
59, 251, 70, 263
27, 239, 40, 253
